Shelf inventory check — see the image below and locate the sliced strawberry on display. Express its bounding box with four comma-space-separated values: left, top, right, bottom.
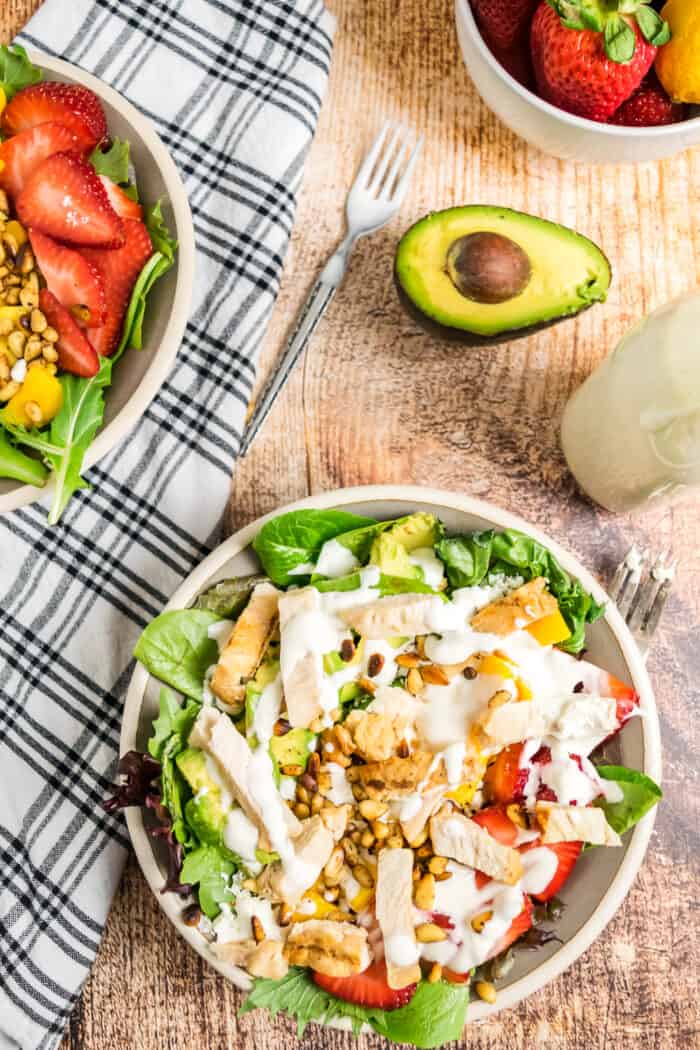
17, 152, 124, 248
98, 176, 143, 221
313, 958, 416, 1010
535, 784, 558, 803
81, 219, 153, 356
429, 912, 455, 930
443, 967, 471, 984
520, 839, 582, 902
471, 805, 519, 846
2, 82, 107, 152
0, 122, 78, 200
39, 289, 99, 377
483, 743, 529, 804
578, 661, 640, 732
30, 230, 105, 327
488, 894, 533, 958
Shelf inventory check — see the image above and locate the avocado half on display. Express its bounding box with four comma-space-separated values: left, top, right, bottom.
394, 206, 612, 345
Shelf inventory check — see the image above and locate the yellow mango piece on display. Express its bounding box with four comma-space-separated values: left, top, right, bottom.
525, 610, 571, 647
4, 220, 28, 247
291, 889, 336, 923
445, 755, 488, 806
479, 653, 515, 679
0, 305, 30, 324
4, 365, 63, 427
515, 678, 533, 701
350, 885, 374, 913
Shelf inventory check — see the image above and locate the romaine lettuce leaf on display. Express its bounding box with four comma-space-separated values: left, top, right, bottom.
0, 44, 41, 101
240, 968, 471, 1047
253, 510, 379, 584
594, 765, 662, 837
89, 137, 132, 185
195, 574, 267, 617
0, 426, 48, 485
134, 609, 221, 700
148, 687, 201, 760
179, 845, 238, 919
314, 571, 437, 596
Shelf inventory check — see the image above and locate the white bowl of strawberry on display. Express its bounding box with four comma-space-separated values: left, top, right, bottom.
0, 46, 194, 523
456, 0, 700, 164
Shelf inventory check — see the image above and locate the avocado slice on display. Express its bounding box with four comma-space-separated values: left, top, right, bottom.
395, 206, 611, 344
385, 512, 441, 552
269, 727, 315, 769
177, 748, 230, 846
370, 533, 420, 580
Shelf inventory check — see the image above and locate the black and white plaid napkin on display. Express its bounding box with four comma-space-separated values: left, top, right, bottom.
0, 2, 334, 1047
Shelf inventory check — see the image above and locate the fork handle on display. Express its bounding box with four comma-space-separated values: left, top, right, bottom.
238, 237, 355, 457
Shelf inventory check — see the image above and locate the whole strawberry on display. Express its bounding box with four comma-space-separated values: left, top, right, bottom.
472, 0, 539, 51
530, 0, 671, 122
611, 73, 687, 126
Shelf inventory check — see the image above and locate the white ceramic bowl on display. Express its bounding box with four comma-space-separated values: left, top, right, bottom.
455, 0, 700, 164
122, 484, 662, 1025
0, 52, 195, 515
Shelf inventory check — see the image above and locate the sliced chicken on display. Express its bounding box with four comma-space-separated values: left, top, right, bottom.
247, 939, 289, 979
278, 587, 329, 728
429, 806, 523, 885
375, 848, 421, 989
470, 577, 558, 636
356, 751, 446, 801
212, 938, 255, 968
345, 709, 406, 761
285, 919, 371, 976
535, 802, 622, 846
210, 582, 280, 705
478, 695, 618, 750
188, 706, 300, 849
260, 813, 343, 908
338, 593, 437, 639
400, 787, 446, 844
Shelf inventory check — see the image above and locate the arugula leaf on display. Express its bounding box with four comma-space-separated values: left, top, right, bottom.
195, 574, 267, 617
145, 199, 177, 263
114, 202, 178, 357
89, 138, 132, 185
253, 510, 378, 585
436, 528, 604, 654
594, 765, 662, 837
134, 609, 221, 700
148, 687, 201, 760
0, 44, 41, 101
160, 734, 191, 845
179, 845, 238, 919
0, 426, 48, 486
240, 969, 471, 1047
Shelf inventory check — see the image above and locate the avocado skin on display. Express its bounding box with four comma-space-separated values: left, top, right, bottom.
394, 268, 603, 348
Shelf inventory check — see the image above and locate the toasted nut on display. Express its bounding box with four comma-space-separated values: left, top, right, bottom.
280, 763, 303, 777
386, 834, 404, 849
360, 829, 375, 849
0, 355, 9, 382
323, 846, 345, 884
31, 309, 47, 335
351, 783, 366, 801
242, 878, 257, 892
407, 827, 429, 849
359, 799, 388, 821
309, 716, 324, 733
4, 288, 20, 304
0, 380, 20, 401
416, 636, 427, 659
329, 749, 352, 769
311, 793, 324, 814
182, 903, 202, 927
44, 362, 58, 376
251, 915, 265, 944
24, 400, 43, 426
371, 820, 390, 841
273, 717, 291, 736
428, 856, 448, 876
428, 962, 443, 984
475, 981, 497, 1005
342, 838, 359, 866
367, 652, 385, 677
471, 910, 493, 933
396, 652, 421, 669
24, 339, 42, 363
278, 902, 293, 927
412, 865, 422, 882
506, 804, 527, 828
307, 750, 321, 776
420, 664, 450, 687
43, 326, 59, 343
358, 675, 377, 695
7, 330, 25, 356
19, 246, 34, 274
434, 871, 453, 882
414, 873, 436, 911
345, 764, 361, 783
352, 864, 374, 888
340, 638, 356, 662
294, 802, 310, 820
416, 844, 432, 860
296, 784, 310, 805
19, 286, 37, 308
335, 724, 354, 756
397, 739, 410, 758
25, 271, 39, 294
415, 922, 447, 944
406, 668, 424, 695
41, 345, 59, 362
0, 317, 13, 335
350, 829, 362, 844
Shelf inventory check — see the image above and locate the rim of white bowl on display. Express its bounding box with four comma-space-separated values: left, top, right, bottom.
122, 484, 662, 1024
456, 0, 700, 138
0, 52, 195, 515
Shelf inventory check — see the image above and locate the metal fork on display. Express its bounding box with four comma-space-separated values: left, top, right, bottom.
238, 120, 424, 457
609, 545, 678, 658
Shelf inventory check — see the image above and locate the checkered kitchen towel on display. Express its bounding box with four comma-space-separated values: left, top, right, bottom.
0, 2, 334, 1047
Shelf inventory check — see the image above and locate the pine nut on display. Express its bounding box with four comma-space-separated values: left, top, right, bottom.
428, 855, 448, 876
414, 873, 436, 911
307, 750, 321, 776
7, 330, 25, 356
0, 355, 9, 382
406, 668, 424, 695
416, 636, 427, 659
19, 287, 37, 308
323, 846, 345, 884
342, 838, 359, 866
251, 915, 265, 943
415, 922, 447, 944
43, 326, 59, 344
352, 864, 374, 888
396, 652, 421, 669
0, 380, 19, 401
416, 844, 432, 860
351, 783, 366, 801
295, 785, 310, 805
278, 902, 293, 927
360, 829, 375, 849
242, 878, 257, 892
357, 675, 377, 695
428, 962, 443, 984
359, 799, 388, 821
294, 802, 310, 820
407, 827, 429, 849
335, 724, 354, 756
386, 834, 404, 849
311, 793, 323, 814
24, 400, 43, 426
420, 664, 450, 686
371, 820, 390, 840
471, 910, 493, 933
475, 981, 497, 1005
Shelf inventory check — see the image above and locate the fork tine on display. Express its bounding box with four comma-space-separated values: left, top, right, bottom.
355, 120, 392, 187
615, 546, 647, 619
379, 135, 411, 201
643, 562, 677, 639
627, 572, 662, 635
391, 135, 425, 206
367, 123, 404, 196
610, 546, 636, 602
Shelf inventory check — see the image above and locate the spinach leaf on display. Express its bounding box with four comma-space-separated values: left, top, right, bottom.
240, 969, 471, 1047
134, 609, 221, 700
179, 845, 238, 919
253, 509, 378, 584
436, 527, 604, 654
314, 572, 437, 596
0, 427, 48, 486
148, 687, 200, 760
89, 138, 132, 185
195, 574, 267, 617
0, 44, 41, 101
594, 765, 662, 837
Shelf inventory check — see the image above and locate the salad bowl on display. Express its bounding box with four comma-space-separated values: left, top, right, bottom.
0, 51, 195, 516
121, 484, 662, 1031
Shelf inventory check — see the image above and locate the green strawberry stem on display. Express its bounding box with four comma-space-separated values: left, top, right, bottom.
546, 0, 670, 63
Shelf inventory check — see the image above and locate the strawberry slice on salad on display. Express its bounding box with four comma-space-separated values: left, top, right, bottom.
98, 176, 143, 221
577, 663, 640, 731
17, 151, 125, 248
81, 219, 153, 356
39, 289, 99, 377
313, 958, 416, 1010
483, 742, 530, 804
521, 839, 583, 903
439, 896, 534, 984
2, 82, 108, 152
0, 122, 78, 200
29, 230, 106, 327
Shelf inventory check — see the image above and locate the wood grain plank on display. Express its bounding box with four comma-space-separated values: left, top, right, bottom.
2, 1, 698, 1048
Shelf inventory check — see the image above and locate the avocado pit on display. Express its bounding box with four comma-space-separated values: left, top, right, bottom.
446, 231, 532, 305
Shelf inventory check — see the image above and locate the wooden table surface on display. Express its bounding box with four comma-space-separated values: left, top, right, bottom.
4, 1, 699, 1048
